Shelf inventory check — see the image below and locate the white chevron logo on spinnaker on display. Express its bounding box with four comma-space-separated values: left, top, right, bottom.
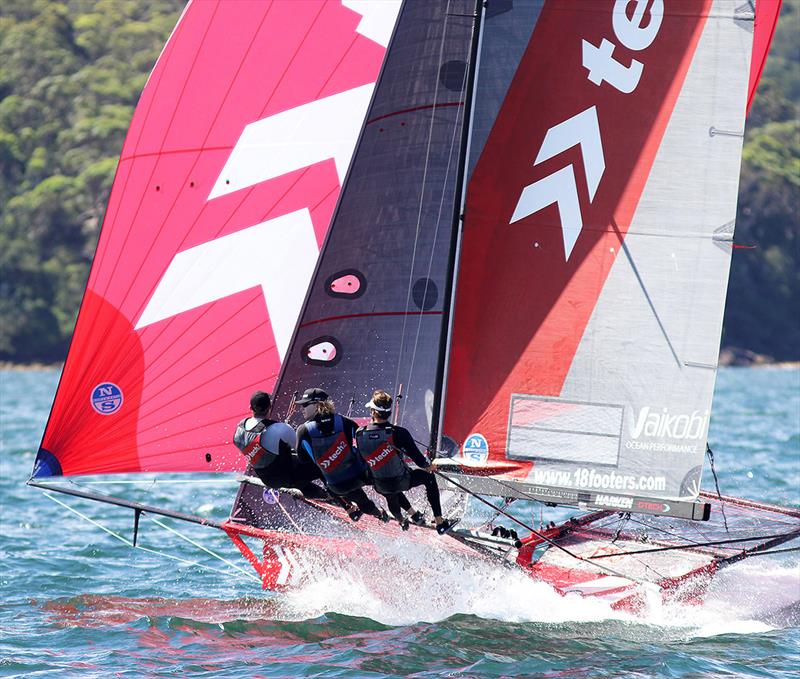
135, 1, 404, 355
510, 106, 605, 260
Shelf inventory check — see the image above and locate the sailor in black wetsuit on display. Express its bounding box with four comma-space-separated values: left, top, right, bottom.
295, 388, 388, 522
356, 390, 454, 534
233, 391, 327, 499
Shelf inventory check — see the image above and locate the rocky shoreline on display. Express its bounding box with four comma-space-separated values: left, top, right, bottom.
0, 362, 64, 371
717, 347, 798, 367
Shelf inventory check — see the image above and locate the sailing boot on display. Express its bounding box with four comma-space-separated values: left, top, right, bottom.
436, 518, 459, 534
347, 504, 363, 522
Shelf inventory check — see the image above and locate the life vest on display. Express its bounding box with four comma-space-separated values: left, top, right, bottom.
233, 417, 277, 468
355, 425, 410, 493
305, 415, 364, 491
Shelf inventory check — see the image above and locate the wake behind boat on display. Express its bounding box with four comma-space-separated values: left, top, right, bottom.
29, 0, 798, 617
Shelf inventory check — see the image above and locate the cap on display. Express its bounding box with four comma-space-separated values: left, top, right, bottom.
296, 387, 329, 406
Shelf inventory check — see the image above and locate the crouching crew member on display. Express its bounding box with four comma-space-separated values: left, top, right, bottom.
356, 390, 454, 534
295, 388, 388, 522
233, 391, 327, 499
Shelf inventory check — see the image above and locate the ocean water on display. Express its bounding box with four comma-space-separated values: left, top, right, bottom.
1, 367, 798, 678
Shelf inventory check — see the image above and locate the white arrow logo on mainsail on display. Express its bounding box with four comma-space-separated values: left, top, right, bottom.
510, 106, 605, 260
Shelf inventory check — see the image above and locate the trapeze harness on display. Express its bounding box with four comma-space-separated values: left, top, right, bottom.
355, 425, 410, 494
304, 415, 365, 494
233, 417, 277, 469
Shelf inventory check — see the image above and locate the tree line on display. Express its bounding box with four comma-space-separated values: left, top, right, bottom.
1, 0, 798, 362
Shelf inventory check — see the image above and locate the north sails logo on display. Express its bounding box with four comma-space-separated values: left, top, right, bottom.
630, 406, 709, 440
510, 0, 664, 259
90, 382, 124, 415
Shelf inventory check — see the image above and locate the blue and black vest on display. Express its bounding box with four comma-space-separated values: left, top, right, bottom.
305, 415, 365, 493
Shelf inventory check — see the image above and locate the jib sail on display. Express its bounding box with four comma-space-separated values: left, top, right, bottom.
442, 0, 756, 505
270, 0, 476, 444
33, 0, 398, 477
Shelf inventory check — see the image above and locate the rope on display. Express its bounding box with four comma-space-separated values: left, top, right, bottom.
706, 444, 729, 531
147, 515, 261, 581
433, 469, 661, 586
42, 492, 260, 583
393, 0, 456, 409
589, 531, 800, 558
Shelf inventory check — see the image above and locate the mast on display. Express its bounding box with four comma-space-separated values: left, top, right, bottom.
429, 0, 485, 453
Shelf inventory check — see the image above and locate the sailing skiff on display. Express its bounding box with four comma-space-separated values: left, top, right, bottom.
30, 0, 798, 613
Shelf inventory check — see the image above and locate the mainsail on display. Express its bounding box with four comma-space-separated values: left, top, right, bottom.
270, 0, 475, 445
442, 0, 757, 510
34, 0, 399, 477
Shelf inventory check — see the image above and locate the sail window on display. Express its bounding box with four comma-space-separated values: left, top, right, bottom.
302, 337, 342, 366
439, 60, 467, 91
412, 277, 438, 311
507, 395, 623, 466
325, 269, 366, 299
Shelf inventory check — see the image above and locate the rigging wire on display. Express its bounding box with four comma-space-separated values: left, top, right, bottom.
589, 531, 800, 559
48, 477, 270, 583
407, 432, 795, 572
433, 469, 660, 586
706, 444, 729, 531
740, 546, 800, 558
147, 515, 261, 582
393, 0, 455, 409
42, 491, 261, 584
405, 16, 471, 410
625, 514, 717, 548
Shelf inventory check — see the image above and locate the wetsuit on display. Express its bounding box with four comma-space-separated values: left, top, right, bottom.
296, 414, 384, 517
235, 417, 326, 499
355, 422, 442, 522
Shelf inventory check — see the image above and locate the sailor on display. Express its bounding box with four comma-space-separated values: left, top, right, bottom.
295, 387, 389, 522
233, 391, 327, 499
356, 390, 454, 533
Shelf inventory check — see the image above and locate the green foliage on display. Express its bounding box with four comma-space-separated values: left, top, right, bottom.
0, 1, 797, 362
0, 0, 182, 361
722, 1, 800, 361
